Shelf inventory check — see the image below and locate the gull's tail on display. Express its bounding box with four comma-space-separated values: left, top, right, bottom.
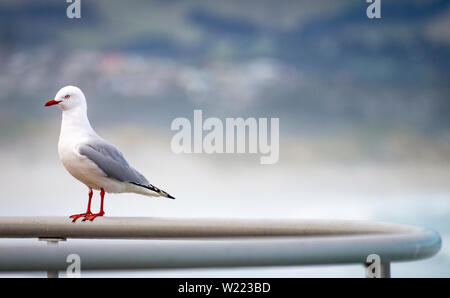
129, 182, 176, 199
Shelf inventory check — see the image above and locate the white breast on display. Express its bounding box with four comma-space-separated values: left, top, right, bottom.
58, 137, 126, 193
58, 138, 98, 187
57, 104, 127, 193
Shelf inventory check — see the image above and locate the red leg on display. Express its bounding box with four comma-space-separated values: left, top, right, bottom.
70, 188, 93, 222
83, 188, 105, 221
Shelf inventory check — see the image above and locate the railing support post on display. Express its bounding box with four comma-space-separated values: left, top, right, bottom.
38, 237, 66, 278
380, 262, 391, 278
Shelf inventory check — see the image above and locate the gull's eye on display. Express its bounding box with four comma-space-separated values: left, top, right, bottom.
64, 95, 70, 99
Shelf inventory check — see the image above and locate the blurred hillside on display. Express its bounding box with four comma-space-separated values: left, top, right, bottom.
0, 0, 449, 164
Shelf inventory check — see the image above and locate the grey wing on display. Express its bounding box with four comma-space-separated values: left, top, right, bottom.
78, 140, 149, 185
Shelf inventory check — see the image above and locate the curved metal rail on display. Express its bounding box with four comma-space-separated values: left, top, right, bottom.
0, 217, 442, 277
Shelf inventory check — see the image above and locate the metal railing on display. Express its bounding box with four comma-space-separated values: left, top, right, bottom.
0, 216, 442, 278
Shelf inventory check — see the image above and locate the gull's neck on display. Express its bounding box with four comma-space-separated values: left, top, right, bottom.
60, 106, 97, 143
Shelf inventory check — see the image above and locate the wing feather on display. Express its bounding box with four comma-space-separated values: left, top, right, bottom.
78, 140, 149, 185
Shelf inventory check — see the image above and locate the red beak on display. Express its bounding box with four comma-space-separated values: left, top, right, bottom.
44, 99, 60, 107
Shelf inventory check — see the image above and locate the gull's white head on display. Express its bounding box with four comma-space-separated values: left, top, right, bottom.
45, 86, 86, 111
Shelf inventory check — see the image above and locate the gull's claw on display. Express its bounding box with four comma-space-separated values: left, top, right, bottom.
70, 212, 92, 223
82, 212, 105, 222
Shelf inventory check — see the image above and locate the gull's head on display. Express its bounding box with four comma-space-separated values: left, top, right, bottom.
44, 86, 86, 111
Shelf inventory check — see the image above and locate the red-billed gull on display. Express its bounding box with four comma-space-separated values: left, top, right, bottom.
45, 86, 175, 222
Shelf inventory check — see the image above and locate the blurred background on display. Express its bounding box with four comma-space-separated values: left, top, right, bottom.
0, 0, 449, 277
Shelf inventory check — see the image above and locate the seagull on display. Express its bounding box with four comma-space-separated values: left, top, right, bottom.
45, 86, 175, 222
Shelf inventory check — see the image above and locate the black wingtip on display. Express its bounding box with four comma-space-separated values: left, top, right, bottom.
129, 181, 176, 199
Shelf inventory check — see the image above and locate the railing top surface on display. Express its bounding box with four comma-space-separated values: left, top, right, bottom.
0, 216, 422, 239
